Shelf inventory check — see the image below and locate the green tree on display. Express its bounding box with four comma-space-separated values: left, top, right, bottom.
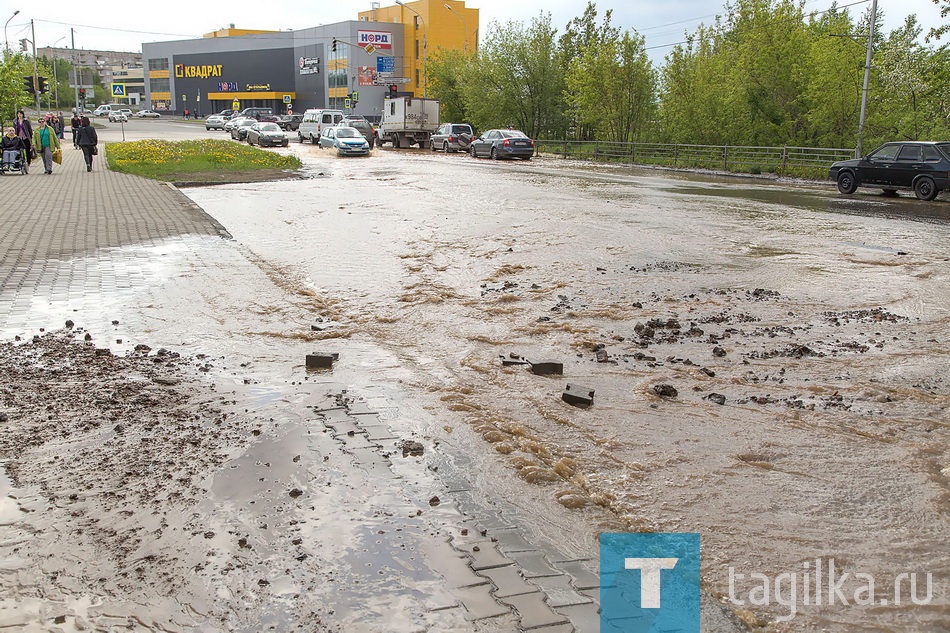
427, 48, 472, 124
0, 51, 41, 124
928, 0, 950, 40
565, 30, 657, 143
461, 14, 567, 138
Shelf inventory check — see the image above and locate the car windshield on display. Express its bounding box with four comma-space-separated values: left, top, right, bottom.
259, 124, 280, 132
335, 128, 360, 138
347, 121, 370, 130
452, 125, 472, 135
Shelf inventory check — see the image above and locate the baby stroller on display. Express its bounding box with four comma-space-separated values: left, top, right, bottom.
0, 145, 29, 175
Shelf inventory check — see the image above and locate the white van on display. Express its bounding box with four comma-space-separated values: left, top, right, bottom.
298, 109, 344, 144
93, 104, 121, 117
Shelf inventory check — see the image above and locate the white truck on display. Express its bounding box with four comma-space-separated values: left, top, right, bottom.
377, 96, 440, 149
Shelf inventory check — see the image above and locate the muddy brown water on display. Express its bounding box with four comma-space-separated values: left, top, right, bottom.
2, 143, 948, 630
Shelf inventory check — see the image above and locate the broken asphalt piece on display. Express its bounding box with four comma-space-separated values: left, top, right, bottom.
398, 440, 425, 457
653, 384, 678, 398
429, 496, 441, 506
562, 383, 595, 408
152, 376, 181, 386
305, 352, 339, 369
595, 349, 609, 362
706, 393, 727, 405
310, 320, 340, 331
528, 360, 564, 376
500, 353, 530, 367
712, 346, 727, 357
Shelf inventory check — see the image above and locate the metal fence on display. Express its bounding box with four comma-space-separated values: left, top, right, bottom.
535, 140, 854, 177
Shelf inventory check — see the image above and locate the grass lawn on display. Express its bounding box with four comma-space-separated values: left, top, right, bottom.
105, 139, 302, 184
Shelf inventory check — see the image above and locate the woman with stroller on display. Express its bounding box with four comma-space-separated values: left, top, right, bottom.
76, 116, 99, 172
1, 127, 28, 172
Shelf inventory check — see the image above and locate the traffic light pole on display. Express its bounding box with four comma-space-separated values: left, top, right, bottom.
30, 20, 40, 114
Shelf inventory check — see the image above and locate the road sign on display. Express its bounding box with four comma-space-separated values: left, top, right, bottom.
377, 56, 395, 74
364, 44, 376, 55
373, 77, 410, 85
112, 84, 126, 97
344, 98, 352, 109
283, 94, 292, 104
232, 99, 240, 110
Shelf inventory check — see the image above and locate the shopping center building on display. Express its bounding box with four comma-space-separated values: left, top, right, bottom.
141, 0, 477, 120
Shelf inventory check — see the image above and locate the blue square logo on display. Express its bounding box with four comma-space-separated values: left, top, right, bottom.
600, 533, 701, 632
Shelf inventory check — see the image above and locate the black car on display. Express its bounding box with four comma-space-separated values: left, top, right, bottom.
829, 141, 950, 201
246, 122, 289, 147
277, 114, 303, 131
341, 117, 375, 149
469, 129, 534, 160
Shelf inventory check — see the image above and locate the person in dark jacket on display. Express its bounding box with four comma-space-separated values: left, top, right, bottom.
1, 127, 28, 169
13, 110, 34, 162
70, 112, 82, 148
76, 116, 99, 172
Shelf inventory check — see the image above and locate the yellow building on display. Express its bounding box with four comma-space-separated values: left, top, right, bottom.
359, 0, 478, 97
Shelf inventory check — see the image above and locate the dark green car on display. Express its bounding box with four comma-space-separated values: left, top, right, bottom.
829, 141, 950, 201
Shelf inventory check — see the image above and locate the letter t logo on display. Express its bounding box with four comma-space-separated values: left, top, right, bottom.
624, 558, 679, 608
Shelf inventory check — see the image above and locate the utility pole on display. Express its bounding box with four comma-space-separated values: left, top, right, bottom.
71, 28, 79, 112
30, 19, 40, 114
856, 0, 878, 158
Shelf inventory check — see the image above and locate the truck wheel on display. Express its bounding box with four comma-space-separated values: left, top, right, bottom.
392, 134, 400, 149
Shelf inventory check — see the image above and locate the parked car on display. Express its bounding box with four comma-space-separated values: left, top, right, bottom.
829, 141, 950, 201
230, 118, 257, 141
205, 114, 229, 130
134, 110, 162, 118
341, 117, 375, 149
238, 107, 274, 121
277, 114, 303, 131
118, 109, 134, 118
224, 116, 252, 132
108, 111, 128, 123
430, 123, 474, 153
217, 109, 235, 118
469, 129, 534, 160
298, 109, 345, 144
318, 126, 371, 156
246, 122, 289, 147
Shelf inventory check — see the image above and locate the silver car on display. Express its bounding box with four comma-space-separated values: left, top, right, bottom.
430, 123, 474, 153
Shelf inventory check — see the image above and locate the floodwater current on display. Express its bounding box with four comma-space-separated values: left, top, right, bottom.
179, 148, 948, 631
2, 142, 946, 630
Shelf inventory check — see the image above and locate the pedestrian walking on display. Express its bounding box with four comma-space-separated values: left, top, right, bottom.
14, 110, 34, 163
32, 117, 61, 175
70, 112, 82, 148
76, 116, 99, 172
55, 112, 66, 140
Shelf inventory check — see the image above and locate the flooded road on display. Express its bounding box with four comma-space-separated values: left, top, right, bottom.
183, 146, 949, 631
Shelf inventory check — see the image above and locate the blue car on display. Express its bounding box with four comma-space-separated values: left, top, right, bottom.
318, 126, 371, 156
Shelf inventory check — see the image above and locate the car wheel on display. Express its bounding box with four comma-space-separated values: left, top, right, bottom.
444, 141, 451, 153
298, 133, 304, 143
836, 171, 858, 195
310, 133, 317, 144
490, 147, 498, 160
430, 140, 436, 151
914, 177, 937, 201
247, 137, 253, 145
470, 145, 478, 158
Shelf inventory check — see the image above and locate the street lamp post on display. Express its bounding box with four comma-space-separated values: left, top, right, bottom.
443, 3, 468, 54
4, 10, 19, 53
395, 0, 427, 98
52, 36, 65, 109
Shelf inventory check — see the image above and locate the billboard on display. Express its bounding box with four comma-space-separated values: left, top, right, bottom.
358, 31, 392, 50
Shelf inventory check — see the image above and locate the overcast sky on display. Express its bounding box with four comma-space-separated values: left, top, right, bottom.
7, 0, 946, 66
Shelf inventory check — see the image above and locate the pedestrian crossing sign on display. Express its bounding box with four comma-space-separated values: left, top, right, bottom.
112, 84, 126, 97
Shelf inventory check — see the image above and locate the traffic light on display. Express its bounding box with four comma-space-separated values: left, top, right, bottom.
79, 88, 86, 99
39, 77, 50, 94
350, 91, 359, 103
19, 39, 28, 52
388, 85, 397, 98
22, 76, 35, 94
331, 39, 337, 52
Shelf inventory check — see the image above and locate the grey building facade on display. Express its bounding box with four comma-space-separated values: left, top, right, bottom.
142, 21, 407, 120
